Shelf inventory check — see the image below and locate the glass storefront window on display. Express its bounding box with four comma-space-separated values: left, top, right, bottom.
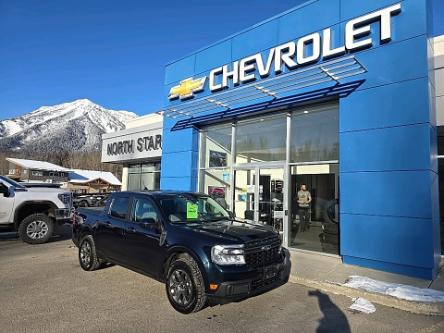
198, 101, 340, 253
202, 124, 232, 168
140, 172, 160, 190
128, 173, 141, 191
201, 168, 231, 210
127, 161, 161, 191
128, 164, 142, 174
236, 114, 286, 163
290, 104, 339, 163
142, 162, 161, 173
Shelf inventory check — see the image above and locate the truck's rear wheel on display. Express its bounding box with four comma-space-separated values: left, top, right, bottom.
79, 235, 102, 271
18, 214, 54, 244
166, 254, 207, 314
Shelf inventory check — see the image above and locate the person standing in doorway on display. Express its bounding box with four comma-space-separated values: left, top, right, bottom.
297, 184, 312, 232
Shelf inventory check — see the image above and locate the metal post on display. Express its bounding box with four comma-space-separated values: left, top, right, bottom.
253, 167, 259, 222
283, 112, 292, 247
197, 130, 206, 192
229, 122, 237, 212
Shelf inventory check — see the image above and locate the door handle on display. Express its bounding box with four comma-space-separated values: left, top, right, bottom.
127, 226, 136, 233
105, 221, 112, 226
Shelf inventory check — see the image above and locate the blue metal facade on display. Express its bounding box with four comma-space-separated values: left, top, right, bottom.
161, 0, 440, 279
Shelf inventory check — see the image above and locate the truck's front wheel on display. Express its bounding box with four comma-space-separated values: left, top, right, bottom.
166, 254, 207, 314
18, 213, 54, 244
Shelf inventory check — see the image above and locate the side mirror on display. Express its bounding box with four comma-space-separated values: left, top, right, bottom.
0, 185, 10, 198
227, 211, 235, 219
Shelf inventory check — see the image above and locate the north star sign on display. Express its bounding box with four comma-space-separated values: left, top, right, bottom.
168, 3, 401, 100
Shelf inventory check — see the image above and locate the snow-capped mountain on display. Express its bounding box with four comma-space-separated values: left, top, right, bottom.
0, 99, 138, 153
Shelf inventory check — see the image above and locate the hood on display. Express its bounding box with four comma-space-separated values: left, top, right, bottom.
181, 219, 277, 244
24, 187, 67, 194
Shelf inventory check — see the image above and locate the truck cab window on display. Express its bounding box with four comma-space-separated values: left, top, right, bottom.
109, 197, 130, 219
133, 198, 158, 223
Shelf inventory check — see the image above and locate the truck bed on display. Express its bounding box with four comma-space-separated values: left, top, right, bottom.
77, 206, 104, 212
75, 207, 105, 220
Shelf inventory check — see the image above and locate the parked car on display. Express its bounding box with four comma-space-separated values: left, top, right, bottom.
73, 195, 99, 208
72, 191, 291, 314
73, 193, 111, 208
0, 175, 73, 244
91, 194, 108, 207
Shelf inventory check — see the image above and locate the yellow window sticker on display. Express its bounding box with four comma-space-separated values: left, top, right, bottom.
186, 202, 198, 219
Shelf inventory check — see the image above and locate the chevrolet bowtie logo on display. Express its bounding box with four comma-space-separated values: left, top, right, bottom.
169, 77, 206, 100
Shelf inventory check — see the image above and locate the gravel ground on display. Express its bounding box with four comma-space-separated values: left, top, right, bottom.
0, 230, 443, 333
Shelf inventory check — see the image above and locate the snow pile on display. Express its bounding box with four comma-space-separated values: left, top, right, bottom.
344, 276, 444, 303
349, 297, 376, 314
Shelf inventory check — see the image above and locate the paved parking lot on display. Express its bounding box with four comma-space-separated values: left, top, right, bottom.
1, 230, 443, 333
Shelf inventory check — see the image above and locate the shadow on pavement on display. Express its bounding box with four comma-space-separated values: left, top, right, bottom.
51, 224, 73, 242
309, 290, 351, 333
0, 224, 73, 243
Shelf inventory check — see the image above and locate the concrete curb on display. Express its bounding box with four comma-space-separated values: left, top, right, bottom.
289, 275, 444, 316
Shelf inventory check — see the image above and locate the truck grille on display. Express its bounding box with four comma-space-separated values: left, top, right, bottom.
251, 275, 280, 291
244, 235, 281, 268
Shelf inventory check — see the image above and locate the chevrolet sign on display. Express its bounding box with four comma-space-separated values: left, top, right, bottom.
168, 3, 401, 100
169, 77, 206, 100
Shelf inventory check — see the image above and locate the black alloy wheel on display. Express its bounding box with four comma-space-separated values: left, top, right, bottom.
166, 254, 207, 314
78, 235, 102, 271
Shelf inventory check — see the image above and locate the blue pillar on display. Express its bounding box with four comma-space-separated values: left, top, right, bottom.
160, 117, 199, 191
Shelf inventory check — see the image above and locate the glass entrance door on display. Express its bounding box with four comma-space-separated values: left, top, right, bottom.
289, 163, 339, 254
234, 169, 257, 221
233, 166, 285, 233
258, 168, 285, 232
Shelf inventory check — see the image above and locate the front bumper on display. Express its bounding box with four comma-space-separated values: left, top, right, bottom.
208, 248, 291, 304
54, 208, 73, 223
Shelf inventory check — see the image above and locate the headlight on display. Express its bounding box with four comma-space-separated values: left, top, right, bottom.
58, 193, 72, 206
211, 245, 246, 266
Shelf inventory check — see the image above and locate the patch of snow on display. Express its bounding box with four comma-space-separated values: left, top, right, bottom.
2, 119, 24, 136
349, 297, 376, 314
68, 169, 121, 186
6, 158, 67, 171
344, 276, 444, 303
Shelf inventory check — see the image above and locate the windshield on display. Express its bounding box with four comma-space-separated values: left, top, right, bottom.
159, 195, 230, 223
0, 175, 25, 189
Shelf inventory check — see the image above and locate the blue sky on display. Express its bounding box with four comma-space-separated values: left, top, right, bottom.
1, 0, 443, 120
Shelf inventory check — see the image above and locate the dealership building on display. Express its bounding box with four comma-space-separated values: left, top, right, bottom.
102, 113, 163, 191
102, 0, 444, 280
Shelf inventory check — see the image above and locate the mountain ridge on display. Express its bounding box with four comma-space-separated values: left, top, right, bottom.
0, 99, 138, 154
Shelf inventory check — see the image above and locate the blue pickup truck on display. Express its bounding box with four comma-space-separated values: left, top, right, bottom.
72, 191, 291, 314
